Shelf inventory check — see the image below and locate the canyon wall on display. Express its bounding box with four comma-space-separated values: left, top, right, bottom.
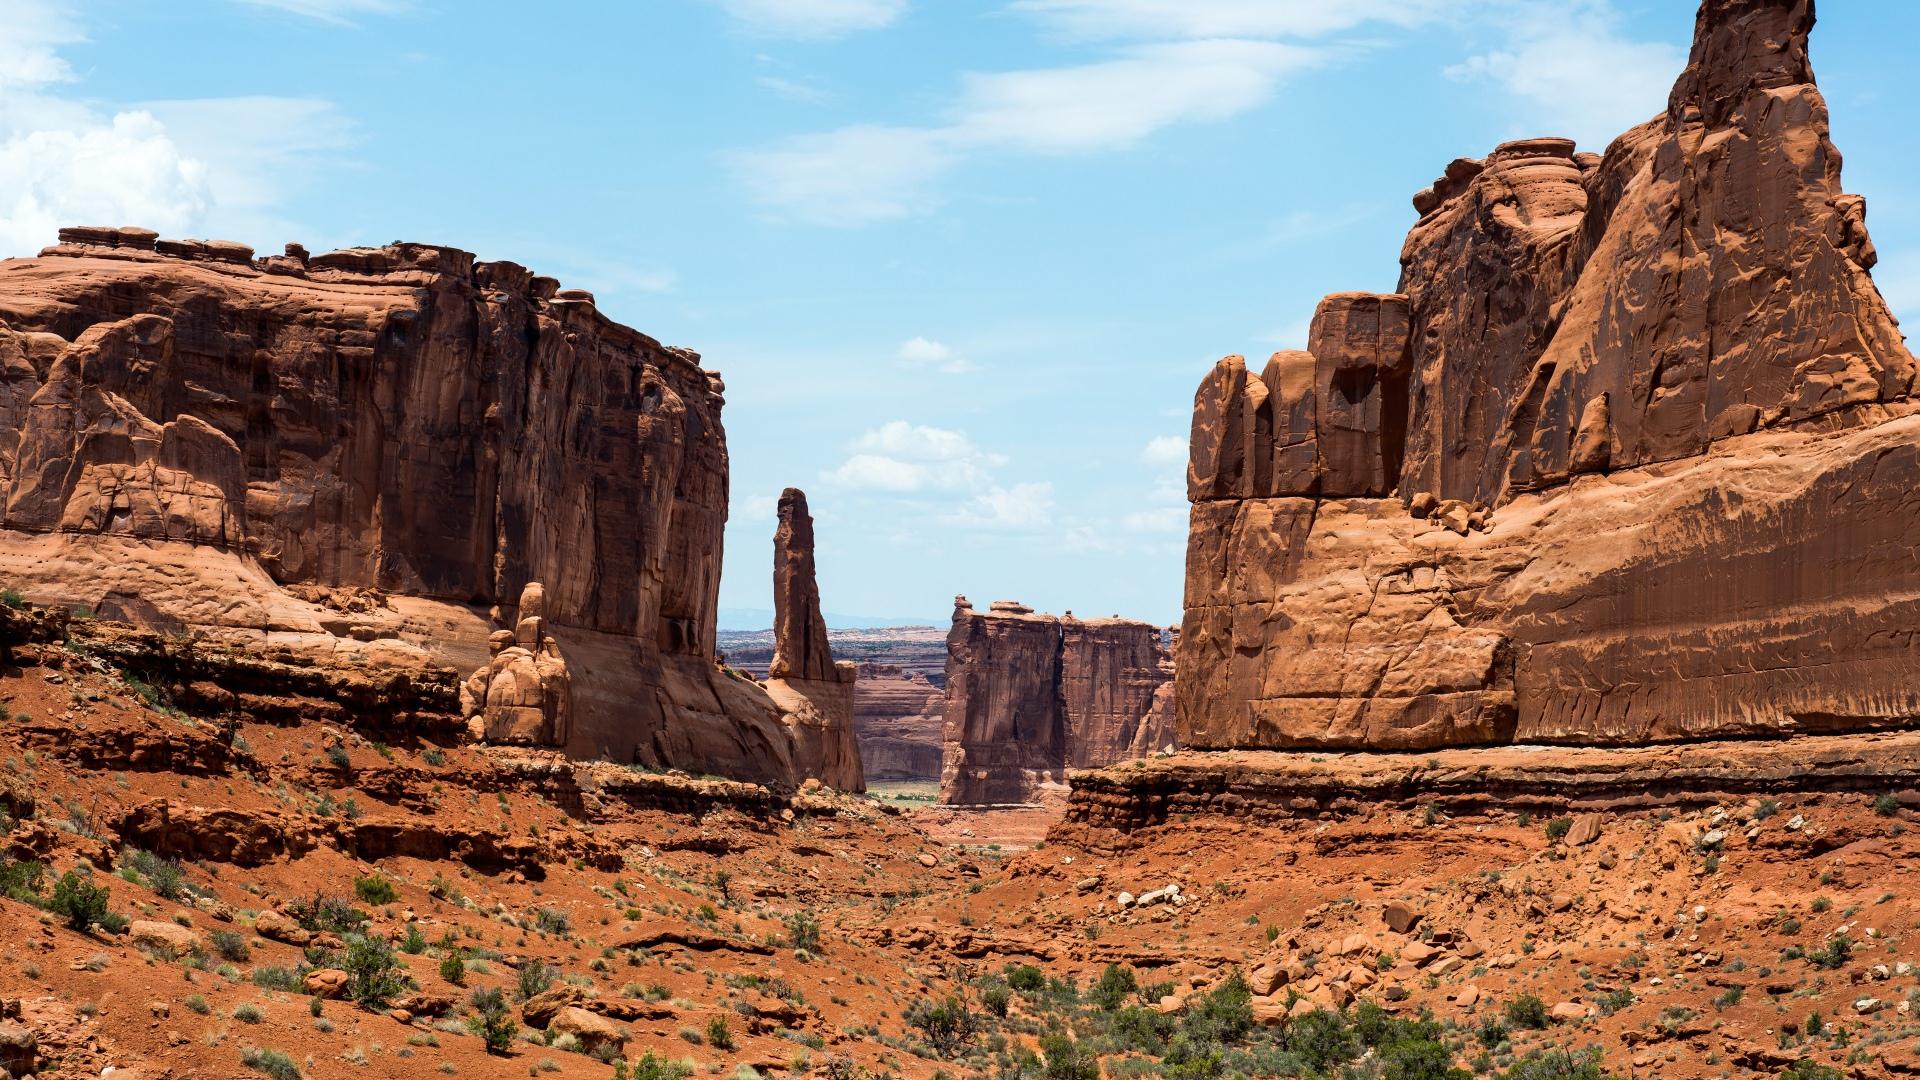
0, 230, 833, 786
941, 598, 1173, 804
1180, 0, 1920, 752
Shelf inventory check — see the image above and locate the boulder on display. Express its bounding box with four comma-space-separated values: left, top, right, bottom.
522, 985, 586, 1028
0, 1019, 35, 1077
550, 1006, 625, 1055
1566, 814, 1603, 847
128, 920, 203, 957
1382, 903, 1420, 934
303, 968, 350, 998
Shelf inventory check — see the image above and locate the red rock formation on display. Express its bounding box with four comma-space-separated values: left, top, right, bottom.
1180, 0, 1920, 751
852, 663, 944, 781
0, 232, 802, 783
761, 488, 863, 791
942, 598, 1173, 804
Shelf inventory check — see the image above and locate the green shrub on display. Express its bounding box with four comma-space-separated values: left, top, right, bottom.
401, 924, 427, 954
981, 982, 1011, 1018
785, 910, 821, 953
0, 859, 45, 903
122, 848, 188, 901
234, 1003, 264, 1024
905, 995, 978, 1058
1809, 936, 1851, 970
439, 950, 466, 986
50, 870, 111, 932
1498, 1047, 1620, 1080
1544, 817, 1573, 841
1781, 1063, 1844, 1080
467, 987, 516, 1054
353, 874, 398, 906
343, 934, 409, 1008
706, 1016, 735, 1051
516, 961, 556, 1002
1091, 964, 1138, 1011
1040, 1033, 1099, 1080
1006, 963, 1047, 993
616, 1053, 695, 1080
252, 966, 303, 991
211, 929, 250, 963
1873, 793, 1900, 817
240, 1046, 301, 1080
1504, 994, 1550, 1030
289, 893, 367, 934
325, 745, 351, 770
532, 906, 570, 936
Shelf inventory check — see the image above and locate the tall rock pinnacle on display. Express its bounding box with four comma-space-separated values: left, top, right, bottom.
769, 487, 833, 682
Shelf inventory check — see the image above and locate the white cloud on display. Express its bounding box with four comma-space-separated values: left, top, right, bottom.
1008, 0, 1452, 41
824, 421, 1005, 492
729, 124, 953, 226
896, 336, 975, 374
711, 0, 907, 39
734, 41, 1315, 223
945, 481, 1055, 531
226, 0, 408, 24
0, 1, 357, 257
1140, 435, 1185, 467
757, 75, 831, 104
1444, 1, 1684, 149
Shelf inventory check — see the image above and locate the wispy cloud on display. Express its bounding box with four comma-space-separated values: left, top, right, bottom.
824, 420, 1005, 492
757, 75, 832, 104
733, 41, 1318, 224
896, 336, 975, 374
710, 0, 907, 39
1443, 0, 1682, 148
225, 0, 408, 25
944, 481, 1055, 531
1139, 435, 1185, 467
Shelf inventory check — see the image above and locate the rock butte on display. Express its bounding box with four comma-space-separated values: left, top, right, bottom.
942, 596, 1175, 805
1179, 0, 1920, 752
0, 230, 857, 788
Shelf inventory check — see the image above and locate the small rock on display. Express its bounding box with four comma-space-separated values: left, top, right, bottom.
1855, 997, 1882, 1014
303, 968, 350, 998
1550, 1001, 1587, 1022
1566, 813, 1603, 846
1074, 876, 1101, 894
128, 920, 203, 958
917, 852, 938, 868
1382, 902, 1420, 935
551, 1006, 625, 1055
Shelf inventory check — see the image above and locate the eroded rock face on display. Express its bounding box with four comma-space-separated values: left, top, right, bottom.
462, 582, 573, 746
0, 234, 799, 783
761, 488, 863, 791
854, 663, 945, 781
1179, 0, 1920, 752
942, 598, 1173, 804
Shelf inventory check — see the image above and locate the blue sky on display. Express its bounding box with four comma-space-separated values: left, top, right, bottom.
3, 0, 1917, 626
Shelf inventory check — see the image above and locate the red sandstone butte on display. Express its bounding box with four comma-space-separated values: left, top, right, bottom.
1181, 0, 1920, 752
941, 597, 1174, 805
0, 234, 854, 788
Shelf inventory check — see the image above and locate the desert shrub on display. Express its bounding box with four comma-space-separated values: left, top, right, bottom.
240, 1046, 301, 1080
252, 966, 303, 991
1040, 1033, 1100, 1080
439, 950, 466, 986
325, 745, 351, 770
1006, 963, 1047, 993
343, 933, 409, 1008
785, 910, 821, 953
1505, 994, 1551, 1030
121, 848, 188, 900
354, 874, 398, 906
211, 929, 250, 963
467, 987, 516, 1054
1499, 1047, 1619, 1080
50, 870, 111, 932
906, 995, 978, 1058
234, 1003, 264, 1024
707, 1015, 735, 1050
616, 1053, 695, 1080
1782, 1062, 1845, 1080
400, 923, 427, 954
289, 893, 367, 934
1874, 793, 1900, 817
1809, 936, 1851, 970
516, 961, 556, 1002
981, 981, 1011, 1018
532, 906, 570, 936
1091, 964, 1138, 1011
0, 859, 45, 903
1544, 817, 1573, 841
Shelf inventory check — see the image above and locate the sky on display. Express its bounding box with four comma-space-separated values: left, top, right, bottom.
2, 0, 1918, 627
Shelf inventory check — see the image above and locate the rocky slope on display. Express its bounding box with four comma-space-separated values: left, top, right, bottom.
1180, 0, 1920, 751
941, 599, 1174, 805
0, 230, 851, 788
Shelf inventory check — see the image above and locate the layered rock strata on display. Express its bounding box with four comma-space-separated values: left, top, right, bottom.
0, 231, 811, 785
941, 598, 1174, 804
1180, 0, 1920, 752
852, 663, 944, 781
760, 488, 862, 792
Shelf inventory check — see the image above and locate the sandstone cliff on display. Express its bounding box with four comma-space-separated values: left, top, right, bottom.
942, 598, 1173, 804
1181, 0, 1920, 751
852, 663, 945, 781
0, 230, 818, 785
